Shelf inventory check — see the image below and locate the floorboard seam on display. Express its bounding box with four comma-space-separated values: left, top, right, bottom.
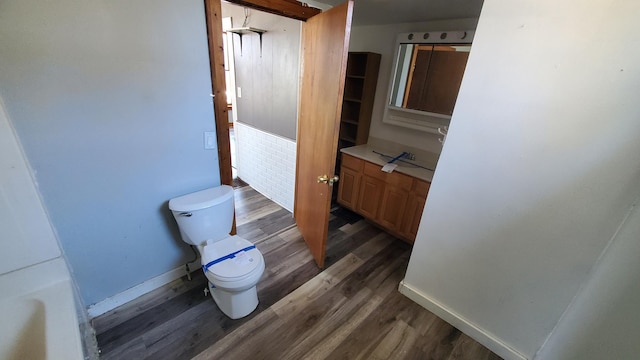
251, 223, 297, 246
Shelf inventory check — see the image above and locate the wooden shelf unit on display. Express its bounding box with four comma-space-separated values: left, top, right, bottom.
336, 52, 381, 162
333, 52, 381, 202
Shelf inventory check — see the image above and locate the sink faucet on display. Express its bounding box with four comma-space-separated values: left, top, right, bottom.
388, 152, 409, 164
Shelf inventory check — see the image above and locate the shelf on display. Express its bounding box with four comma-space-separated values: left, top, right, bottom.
346, 53, 369, 77
341, 101, 361, 121
228, 27, 266, 35
228, 27, 267, 57
341, 118, 359, 125
339, 135, 356, 143
336, 52, 381, 175
339, 122, 357, 142
344, 77, 364, 99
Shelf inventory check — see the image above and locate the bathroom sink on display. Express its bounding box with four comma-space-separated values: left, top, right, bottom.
372, 150, 435, 172
378, 154, 406, 167
377, 153, 420, 168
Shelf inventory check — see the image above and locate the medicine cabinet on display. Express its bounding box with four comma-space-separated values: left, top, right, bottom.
384, 31, 474, 133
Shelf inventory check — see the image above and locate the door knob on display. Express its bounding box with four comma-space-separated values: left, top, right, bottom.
317, 174, 339, 186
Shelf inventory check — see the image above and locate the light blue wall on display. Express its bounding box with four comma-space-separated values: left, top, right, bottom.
0, 0, 219, 305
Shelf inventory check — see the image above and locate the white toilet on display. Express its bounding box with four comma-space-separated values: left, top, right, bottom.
169, 185, 265, 319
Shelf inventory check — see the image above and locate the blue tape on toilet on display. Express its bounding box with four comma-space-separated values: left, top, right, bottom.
202, 245, 256, 272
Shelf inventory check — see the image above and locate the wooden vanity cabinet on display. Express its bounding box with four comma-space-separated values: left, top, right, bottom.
337, 153, 430, 243
362, 161, 412, 231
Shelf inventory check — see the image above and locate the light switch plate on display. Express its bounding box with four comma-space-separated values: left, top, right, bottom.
204, 132, 216, 150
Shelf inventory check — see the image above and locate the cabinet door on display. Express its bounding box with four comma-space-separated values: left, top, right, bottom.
337, 167, 361, 210
401, 195, 427, 242
357, 175, 384, 219
378, 185, 409, 231
401, 180, 430, 242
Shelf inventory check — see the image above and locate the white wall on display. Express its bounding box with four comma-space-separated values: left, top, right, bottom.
235, 123, 296, 212
349, 18, 479, 154
535, 197, 640, 359
400, 0, 640, 359
0, 0, 219, 306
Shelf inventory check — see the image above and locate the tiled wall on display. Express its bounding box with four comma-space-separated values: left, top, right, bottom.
235, 122, 296, 212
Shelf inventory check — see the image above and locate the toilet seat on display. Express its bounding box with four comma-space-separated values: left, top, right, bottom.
201, 235, 264, 289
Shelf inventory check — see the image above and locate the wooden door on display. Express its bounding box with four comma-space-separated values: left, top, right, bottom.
294, 1, 353, 268
404, 45, 433, 110
424, 45, 470, 114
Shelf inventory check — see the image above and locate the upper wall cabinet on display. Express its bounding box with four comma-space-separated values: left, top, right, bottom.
384, 31, 474, 133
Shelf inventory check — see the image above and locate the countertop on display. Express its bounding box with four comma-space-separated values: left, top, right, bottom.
340, 144, 436, 182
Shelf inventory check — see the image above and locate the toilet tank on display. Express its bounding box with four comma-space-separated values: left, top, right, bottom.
168, 185, 235, 246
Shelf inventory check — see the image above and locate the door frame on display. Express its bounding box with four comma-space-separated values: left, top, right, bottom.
204, 0, 330, 254
204, 0, 322, 187
204, 0, 233, 186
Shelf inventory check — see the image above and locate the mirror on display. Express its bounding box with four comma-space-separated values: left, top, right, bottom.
390, 44, 471, 115
384, 31, 474, 132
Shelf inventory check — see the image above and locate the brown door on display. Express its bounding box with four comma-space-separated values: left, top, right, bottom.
294, 1, 353, 268
404, 45, 433, 110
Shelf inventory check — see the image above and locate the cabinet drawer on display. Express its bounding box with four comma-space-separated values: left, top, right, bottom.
412, 179, 431, 198
342, 153, 364, 171
363, 161, 412, 190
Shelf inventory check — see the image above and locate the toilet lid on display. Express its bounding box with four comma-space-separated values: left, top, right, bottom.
201, 236, 261, 280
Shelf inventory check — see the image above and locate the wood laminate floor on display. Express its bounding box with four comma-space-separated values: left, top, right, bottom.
94, 184, 500, 360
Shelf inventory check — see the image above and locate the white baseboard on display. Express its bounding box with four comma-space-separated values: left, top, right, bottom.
398, 280, 528, 360
87, 263, 200, 319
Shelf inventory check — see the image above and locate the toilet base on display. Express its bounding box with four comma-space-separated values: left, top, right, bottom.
208, 282, 259, 319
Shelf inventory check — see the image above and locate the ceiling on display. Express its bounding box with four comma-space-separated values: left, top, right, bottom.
317, 0, 485, 26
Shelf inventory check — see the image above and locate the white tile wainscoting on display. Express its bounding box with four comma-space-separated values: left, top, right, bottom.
235, 122, 296, 212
